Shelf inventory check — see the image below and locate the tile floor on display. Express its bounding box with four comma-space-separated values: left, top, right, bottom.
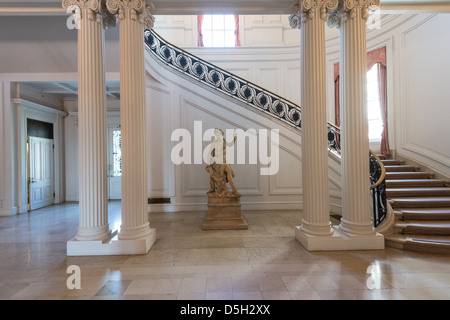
1, 201, 450, 300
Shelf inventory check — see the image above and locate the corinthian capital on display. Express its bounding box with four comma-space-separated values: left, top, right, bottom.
289, 0, 339, 29
106, 0, 155, 29
63, 0, 103, 23
328, 0, 381, 27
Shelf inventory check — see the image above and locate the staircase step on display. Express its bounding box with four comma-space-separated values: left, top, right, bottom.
386, 179, 450, 188
384, 165, 419, 172
395, 220, 450, 235
386, 234, 450, 254
399, 208, 450, 220
381, 159, 405, 165
404, 239, 450, 255
387, 187, 450, 198
389, 197, 450, 209
386, 172, 434, 180
384, 234, 406, 249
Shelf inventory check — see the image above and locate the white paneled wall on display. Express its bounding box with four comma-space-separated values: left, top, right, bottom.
396, 14, 450, 177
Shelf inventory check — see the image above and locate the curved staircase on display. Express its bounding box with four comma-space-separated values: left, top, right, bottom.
382, 155, 450, 254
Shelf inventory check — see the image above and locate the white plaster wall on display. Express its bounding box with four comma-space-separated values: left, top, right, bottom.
395, 14, 450, 177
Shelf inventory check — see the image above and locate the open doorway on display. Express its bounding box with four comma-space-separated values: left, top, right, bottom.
27, 119, 54, 211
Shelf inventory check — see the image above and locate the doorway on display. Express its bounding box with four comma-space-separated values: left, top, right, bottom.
27, 119, 55, 211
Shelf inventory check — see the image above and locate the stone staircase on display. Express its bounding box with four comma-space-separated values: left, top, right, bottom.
381, 155, 450, 254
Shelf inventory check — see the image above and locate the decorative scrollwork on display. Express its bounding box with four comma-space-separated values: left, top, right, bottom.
144, 29, 304, 131
62, 0, 103, 23
288, 5, 302, 29
332, 0, 380, 23
327, 124, 341, 154
289, 0, 339, 26
369, 150, 387, 227
105, 0, 154, 28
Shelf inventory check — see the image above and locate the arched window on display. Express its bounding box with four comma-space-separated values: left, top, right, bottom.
198, 15, 240, 47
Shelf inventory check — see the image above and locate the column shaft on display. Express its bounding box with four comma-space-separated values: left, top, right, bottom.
339, 5, 374, 235
76, 6, 110, 241
117, 6, 152, 240
300, 10, 333, 236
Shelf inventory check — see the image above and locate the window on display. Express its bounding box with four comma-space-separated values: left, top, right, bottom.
198, 15, 240, 47
367, 64, 383, 142
334, 46, 390, 154
112, 130, 122, 177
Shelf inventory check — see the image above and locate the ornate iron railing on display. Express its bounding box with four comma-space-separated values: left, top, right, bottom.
369, 150, 387, 227
144, 28, 386, 228
144, 30, 302, 132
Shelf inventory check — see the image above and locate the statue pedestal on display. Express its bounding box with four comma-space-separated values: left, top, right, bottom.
202, 194, 248, 230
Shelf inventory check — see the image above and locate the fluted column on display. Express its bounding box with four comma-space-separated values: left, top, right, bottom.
289, 1, 339, 251
335, 0, 380, 236
106, 0, 155, 242
63, 0, 111, 242
294, 1, 339, 241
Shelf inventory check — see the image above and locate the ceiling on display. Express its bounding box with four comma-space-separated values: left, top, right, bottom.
0, 0, 449, 15
21, 81, 121, 101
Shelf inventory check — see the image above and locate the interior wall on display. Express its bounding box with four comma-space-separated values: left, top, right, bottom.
395, 14, 450, 177
0, 16, 119, 73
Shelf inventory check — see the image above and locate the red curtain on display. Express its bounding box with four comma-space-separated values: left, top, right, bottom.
334, 63, 340, 127
197, 15, 204, 47
377, 62, 390, 156
367, 46, 386, 70
234, 15, 241, 47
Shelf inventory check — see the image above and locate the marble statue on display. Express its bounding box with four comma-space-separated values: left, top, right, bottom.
205, 128, 240, 197
202, 128, 247, 230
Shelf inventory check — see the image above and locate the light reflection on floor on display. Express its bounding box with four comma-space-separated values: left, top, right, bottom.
1, 201, 450, 300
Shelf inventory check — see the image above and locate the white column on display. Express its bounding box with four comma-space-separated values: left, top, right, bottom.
338, 0, 379, 236
325, 0, 384, 250
64, 0, 111, 243
106, 0, 156, 251
291, 1, 338, 250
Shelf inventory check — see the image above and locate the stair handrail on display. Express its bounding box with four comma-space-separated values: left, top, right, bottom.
144, 28, 386, 227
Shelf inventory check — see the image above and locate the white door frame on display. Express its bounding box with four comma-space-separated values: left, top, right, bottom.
14, 98, 67, 213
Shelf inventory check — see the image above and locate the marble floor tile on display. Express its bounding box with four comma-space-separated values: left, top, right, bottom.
1, 201, 450, 301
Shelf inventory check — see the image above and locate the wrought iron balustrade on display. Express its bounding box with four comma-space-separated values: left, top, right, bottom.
369, 150, 387, 227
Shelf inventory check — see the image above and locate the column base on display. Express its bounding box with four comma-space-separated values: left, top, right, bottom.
295, 225, 384, 251
74, 225, 112, 241
67, 228, 156, 256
